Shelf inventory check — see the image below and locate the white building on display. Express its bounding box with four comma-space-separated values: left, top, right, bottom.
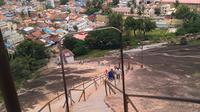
0, 21, 24, 49
57, 49, 74, 64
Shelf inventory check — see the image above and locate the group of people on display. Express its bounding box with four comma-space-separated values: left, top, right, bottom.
106, 66, 122, 81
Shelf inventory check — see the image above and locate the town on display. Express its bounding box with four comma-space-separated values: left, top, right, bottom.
0, 0, 200, 112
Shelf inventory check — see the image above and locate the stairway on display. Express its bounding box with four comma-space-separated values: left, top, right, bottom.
72, 85, 113, 112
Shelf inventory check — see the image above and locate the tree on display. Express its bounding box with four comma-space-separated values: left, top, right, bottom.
10, 57, 32, 82
85, 29, 121, 49
137, 5, 145, 16
102, 6, 112, 15
16, 40, 48, 60
0, 0, 5, 6
174, 0, 180, 8
128, 0, 136, 8
73, 25, 78, 32
143, 18, 156, 35
86, 0, 92, 8
174, 5, 190, 21
60, 0, 68, 5
63, 35, 78, 50
130, 7, 134, 14
108, 13, 123, 29
92, 0, 104, 8
124, 17, 137, 37
63, 35, 89, 56
85, 7, 100, 15
112, 0, 119, 6
154, 7, 161, 16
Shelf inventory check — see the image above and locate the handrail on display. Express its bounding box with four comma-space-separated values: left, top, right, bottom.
127, 94, 200, 104
38, 74, 106, 112
38, 92, 65, 112
105, 80, 200, 105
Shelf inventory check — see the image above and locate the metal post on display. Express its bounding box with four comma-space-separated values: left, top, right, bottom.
141, 41, 144, 68
48, 103, 51, 112
0, 30, 21, 112
104, 81, 108, 96
59, 43, 70, 112
120, 32, 128, 112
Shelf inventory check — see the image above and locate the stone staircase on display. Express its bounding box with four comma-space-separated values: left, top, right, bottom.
72, 85, 113, 112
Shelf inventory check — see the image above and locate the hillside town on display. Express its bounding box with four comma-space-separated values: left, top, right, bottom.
1, 0, 199, 52
0, 0, 200, 112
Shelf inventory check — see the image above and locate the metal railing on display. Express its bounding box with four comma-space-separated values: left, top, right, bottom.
69, 75, 106, 105
105, 80, 200, 112
38, 74, 106, 112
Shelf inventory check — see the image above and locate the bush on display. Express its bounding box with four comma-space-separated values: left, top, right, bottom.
85, 28, 121, 49
175, 28, 187, 35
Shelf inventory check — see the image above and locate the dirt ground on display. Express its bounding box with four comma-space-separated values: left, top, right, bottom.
0, 60, 110, 112
1, 44, 200, 112
106, 45, 200, 112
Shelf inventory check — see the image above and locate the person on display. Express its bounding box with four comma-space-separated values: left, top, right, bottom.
108, 69, 114, 81
115, 67, 121, 79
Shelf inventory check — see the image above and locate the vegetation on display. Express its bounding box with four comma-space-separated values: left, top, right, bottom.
85, 0, 104, 15
112, 0, 119, 6
102, 5, 112, 15
63, 35, 89, 56
77, 49, 109, 59
187, 39, 200, 46
16, 40, 48, 60
174, 0, 180, 8
154, 7, 161, 16
85, 7, 100, 15
11, 40, 49, 88
124, 16, 156, 40
145, 29, 175, 42
174, 5, 200, 35
174, 5, 191, 21
60, 0, 68, 5
86, 28, 121, 49
108, 13, 123, 29
0, 0, 5, 6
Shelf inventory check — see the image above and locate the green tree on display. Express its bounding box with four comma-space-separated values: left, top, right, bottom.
85, 29, 121, 49
60, 0, 68, 5
174, 0, 180, 8
86, 0, 92, 8
154, 7, 161, 16
16, 40, 48, 60
174, 5, 190, 21
124, 16, 137, 37
137, 5, 145, 16
0, 0, 5, 6
92, 0, 104, 8
108, 13, 123, 29
73, 25, 78, 32
63, 35, 89, 56
85, 7, 100, 15
63, 35, 78, 50
102, 6, 112, 15
112, 0, 119, 5
143, 18, 156, 35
